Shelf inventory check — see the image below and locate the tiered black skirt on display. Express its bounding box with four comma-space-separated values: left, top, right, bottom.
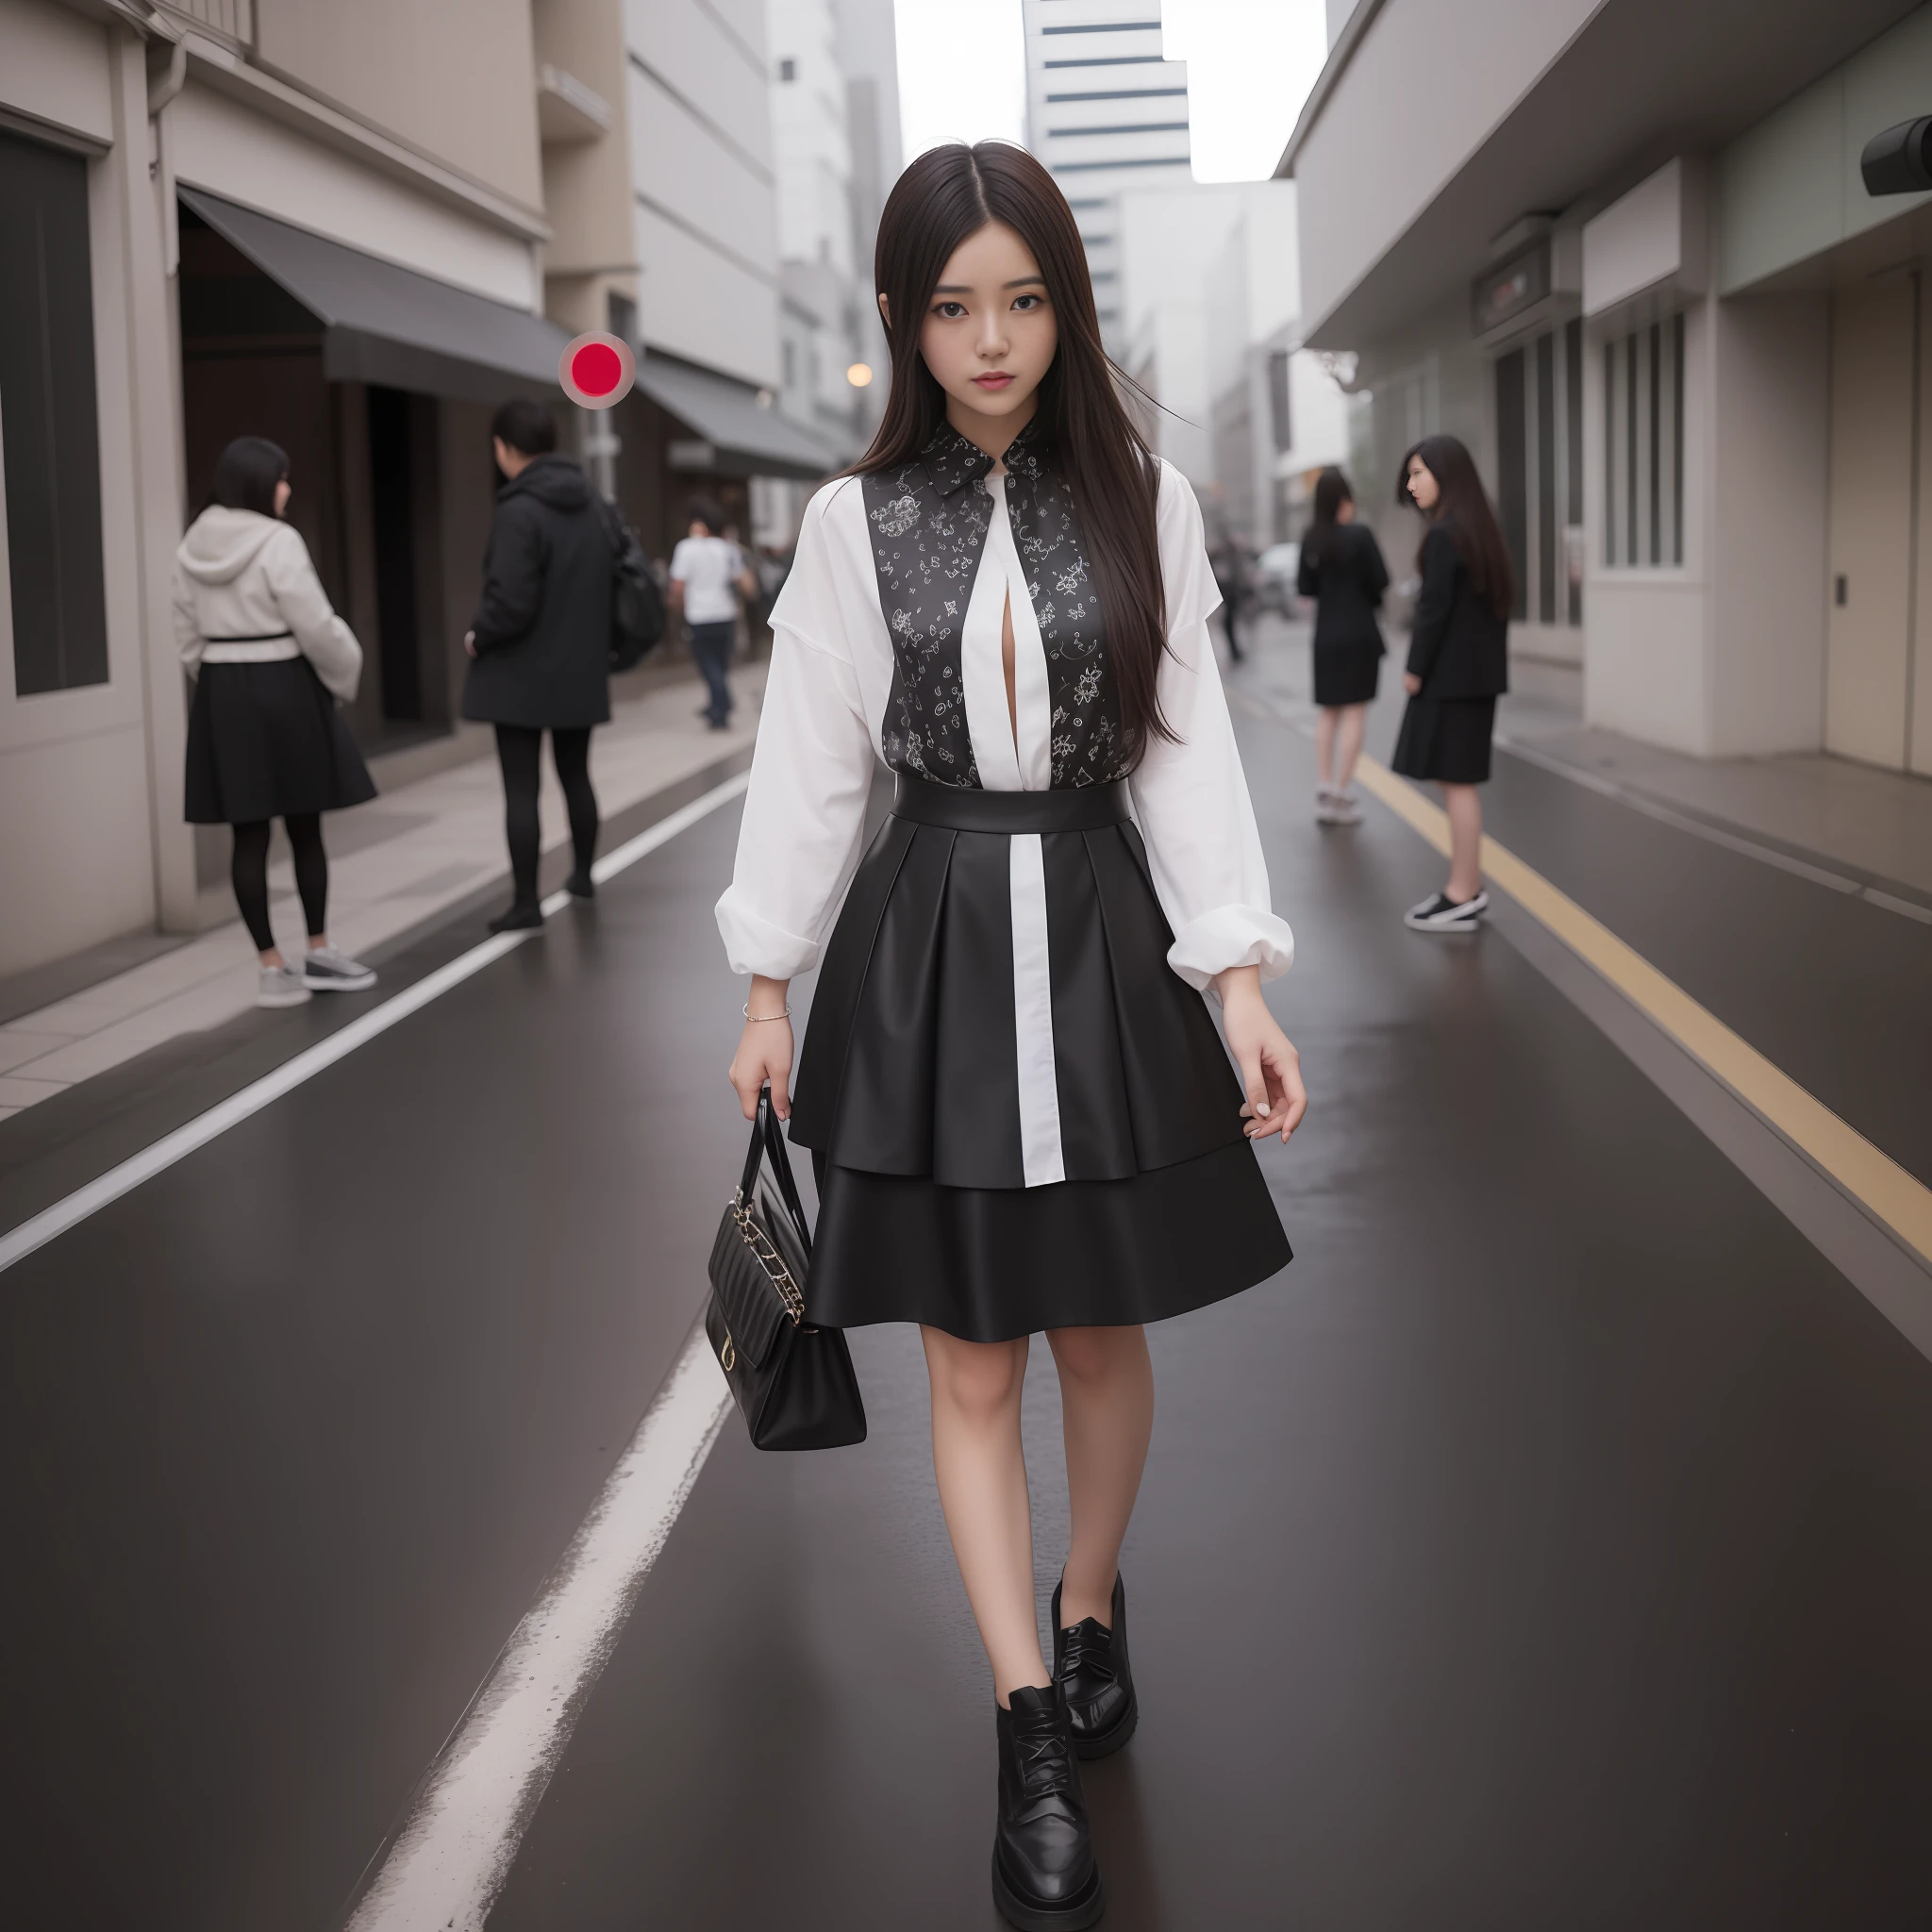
790, 774, 1291, 1341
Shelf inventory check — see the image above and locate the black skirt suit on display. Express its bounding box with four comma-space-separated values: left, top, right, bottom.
1296, 521, 1388, 707
716, 424, 1294, 1342
1391, 522, 1509, 785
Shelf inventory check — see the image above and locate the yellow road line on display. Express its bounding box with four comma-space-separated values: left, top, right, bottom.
1350, 752, 1932, 1269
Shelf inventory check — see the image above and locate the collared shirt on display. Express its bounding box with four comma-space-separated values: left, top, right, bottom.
716, 422, 1294, 992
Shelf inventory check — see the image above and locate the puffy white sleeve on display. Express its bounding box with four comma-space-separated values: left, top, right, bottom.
264, 525, 363, 702
715, 492, 878, 978
1127, 464, 1295, 993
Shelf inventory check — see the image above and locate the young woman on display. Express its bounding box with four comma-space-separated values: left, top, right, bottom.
175, 437, 377, 1007
1295, 466, 1388, 825
718, 142, 1304, 1930
1391, 435, 1514, 933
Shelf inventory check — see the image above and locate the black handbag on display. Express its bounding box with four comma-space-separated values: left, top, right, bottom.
706, 1089, 866, 1451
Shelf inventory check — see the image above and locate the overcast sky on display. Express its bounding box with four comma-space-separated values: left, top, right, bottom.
891, 0, 1328, 184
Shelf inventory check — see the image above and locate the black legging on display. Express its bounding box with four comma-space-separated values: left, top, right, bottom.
495, 724, 598, 909
232, 815, 326, 955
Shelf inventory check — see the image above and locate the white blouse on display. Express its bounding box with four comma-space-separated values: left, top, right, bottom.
715, 457, 1293, 995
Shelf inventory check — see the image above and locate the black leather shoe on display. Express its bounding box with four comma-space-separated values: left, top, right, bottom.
488, 904, 543, 933
1052, 1572, 1137, 1759
563, 871, 595, 899
991, 1686, 1106, 1930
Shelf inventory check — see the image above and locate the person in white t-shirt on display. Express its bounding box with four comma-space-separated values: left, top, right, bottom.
669, 497, 757, 729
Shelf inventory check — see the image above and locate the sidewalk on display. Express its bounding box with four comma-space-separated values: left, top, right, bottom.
1231, 614, 1932, 914
0, 669, 765, 1123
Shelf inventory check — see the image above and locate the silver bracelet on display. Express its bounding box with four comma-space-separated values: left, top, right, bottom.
742, 1004, 791, 1022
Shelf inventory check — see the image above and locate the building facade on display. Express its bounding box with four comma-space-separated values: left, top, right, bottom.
0, 0, 839, 986
1020, 0, 1191, 343
1283, 0, 1932, 767
1116, 179, 1349, 546
2, 0, 564, 976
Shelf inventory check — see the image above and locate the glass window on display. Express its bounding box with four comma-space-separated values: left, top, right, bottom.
0, 129, 108, 696
1491, 319, 1586, 626
1604, 312, 1684, 567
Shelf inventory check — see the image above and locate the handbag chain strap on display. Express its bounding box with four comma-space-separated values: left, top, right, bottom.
727, 1085, 811, 1326
728, 1193, 806, 1324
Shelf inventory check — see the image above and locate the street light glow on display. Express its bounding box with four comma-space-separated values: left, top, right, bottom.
847, 362, 874, 388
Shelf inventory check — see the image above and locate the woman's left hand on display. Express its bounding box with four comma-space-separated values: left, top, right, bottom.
1215, 967, 1307, 1144
1403, 671, 1422, 695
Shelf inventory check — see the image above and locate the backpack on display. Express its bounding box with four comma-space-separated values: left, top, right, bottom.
597, 496, 666, 671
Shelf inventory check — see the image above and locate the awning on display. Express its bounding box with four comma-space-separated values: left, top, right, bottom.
632, 352, 842, 481
179, 188, 569, 406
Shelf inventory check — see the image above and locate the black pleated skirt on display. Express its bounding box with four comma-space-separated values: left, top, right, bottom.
790, 773, 1291, 1341
185, 658, 377, 824
1391, 693, 1496, 784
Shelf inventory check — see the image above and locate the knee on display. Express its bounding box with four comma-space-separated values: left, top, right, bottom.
1047, 1324, 1141, 1388
928, 1336, 1026, 1424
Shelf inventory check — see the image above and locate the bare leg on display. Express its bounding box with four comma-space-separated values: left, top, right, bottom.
1046, 1324, 1154, 1629
1335, 704, 1367, 792
1314, 707, 1338, 790
923, 1327, 1050, 1704
1442, 782, 1483, 900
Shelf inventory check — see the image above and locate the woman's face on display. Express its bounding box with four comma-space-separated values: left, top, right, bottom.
1336, 497, 1357, 525
1406, 455, 1439, 512
274, 476, 292, 518
907, 219, 1058, 440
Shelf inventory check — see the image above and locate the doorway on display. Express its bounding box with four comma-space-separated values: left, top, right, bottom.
1825, 274, 1932, 774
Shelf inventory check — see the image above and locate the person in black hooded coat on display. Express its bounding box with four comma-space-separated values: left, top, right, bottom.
462, 398, 613, 931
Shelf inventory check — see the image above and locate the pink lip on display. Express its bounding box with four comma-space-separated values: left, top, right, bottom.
973, 373, 1014, 389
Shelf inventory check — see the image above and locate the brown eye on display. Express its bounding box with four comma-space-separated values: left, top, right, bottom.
933, 301, 966, 319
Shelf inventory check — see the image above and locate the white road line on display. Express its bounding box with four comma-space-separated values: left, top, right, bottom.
0, 769, 751, 1276
344, 1321, 734, 1932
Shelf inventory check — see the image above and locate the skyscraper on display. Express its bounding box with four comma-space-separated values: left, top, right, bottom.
1020, 0, 1191, 343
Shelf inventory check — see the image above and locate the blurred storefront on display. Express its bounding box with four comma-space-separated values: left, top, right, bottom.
1283, 0, 1932, 769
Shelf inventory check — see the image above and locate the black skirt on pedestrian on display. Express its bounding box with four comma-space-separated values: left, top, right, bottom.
1313, 642, 1381, 708
1391, 693, 1496, 785
184, 658, 377, 824
789, 774, 1291, 1341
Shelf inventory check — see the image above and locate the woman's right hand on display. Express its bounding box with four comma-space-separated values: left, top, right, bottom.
728, 975, 794, 1120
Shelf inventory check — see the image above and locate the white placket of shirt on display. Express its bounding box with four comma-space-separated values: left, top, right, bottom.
959, 473, 1064, 1187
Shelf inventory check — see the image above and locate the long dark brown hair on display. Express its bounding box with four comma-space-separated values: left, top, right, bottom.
858, 142, 1172, 757
1395, 434, 1514, 619
1300, 465, 1353, 570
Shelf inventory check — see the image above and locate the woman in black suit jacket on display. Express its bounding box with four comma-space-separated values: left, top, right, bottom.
1391, 434, 1513, 933
1296, 466, 1388, 824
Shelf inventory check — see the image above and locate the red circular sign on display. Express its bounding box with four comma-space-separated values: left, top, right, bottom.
571, 341, 624, 396
558, 331, 636, 409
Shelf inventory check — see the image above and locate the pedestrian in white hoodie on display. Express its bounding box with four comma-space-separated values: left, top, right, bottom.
175, 437, 379, 1007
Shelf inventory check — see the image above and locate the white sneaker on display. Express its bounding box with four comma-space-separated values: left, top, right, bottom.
1404, 889, 1489, 932
1325, 790, 1363, 826
258, 965, 313, 1008
302, 945, 376, 992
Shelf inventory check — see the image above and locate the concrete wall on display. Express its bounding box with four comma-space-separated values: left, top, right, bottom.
0, 5, 186, 975
536, 0, 641, 333
625, 0, 781, 386
1717, 2, 1932, 293
256, 0, 545, 215
1293, 0, 1599, 332
168, 83, 540, 306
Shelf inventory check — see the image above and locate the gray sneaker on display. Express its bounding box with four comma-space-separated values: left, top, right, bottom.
302, 945, 376, 992
258, 965, 313, 1008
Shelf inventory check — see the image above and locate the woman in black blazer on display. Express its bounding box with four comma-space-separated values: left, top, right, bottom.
1295, 467, 1387, 824
1391, 434, 1513, 933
